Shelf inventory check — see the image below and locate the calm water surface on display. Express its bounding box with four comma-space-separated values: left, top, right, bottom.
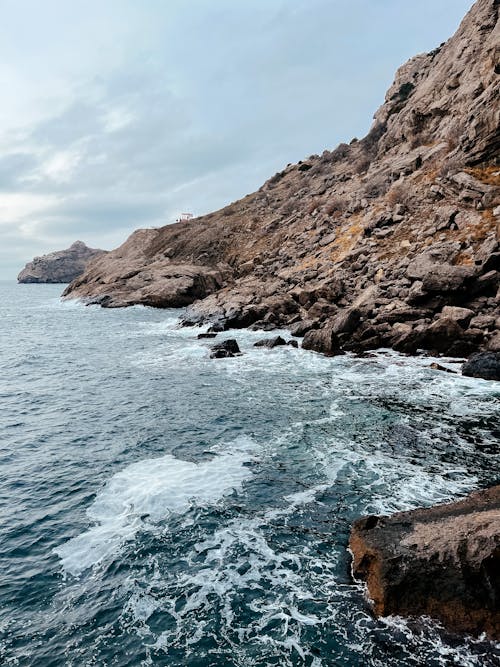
1, 281, 499, 666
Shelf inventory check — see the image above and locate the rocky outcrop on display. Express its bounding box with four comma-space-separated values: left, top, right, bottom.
462, 351, 500, 380
350, 485, 500, 639
18, 241, 106, 284
64, 0, 500, 357
209, 339, 241, 358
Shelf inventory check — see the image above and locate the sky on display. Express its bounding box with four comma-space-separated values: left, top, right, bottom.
0, 0, 475, 278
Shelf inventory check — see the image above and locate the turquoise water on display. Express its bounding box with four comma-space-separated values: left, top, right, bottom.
1, 281, 499, 666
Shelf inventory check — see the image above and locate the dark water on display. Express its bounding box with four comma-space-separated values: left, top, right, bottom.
1, 281, 499, 666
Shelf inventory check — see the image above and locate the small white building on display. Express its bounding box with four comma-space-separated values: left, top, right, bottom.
176, 213, 193, 223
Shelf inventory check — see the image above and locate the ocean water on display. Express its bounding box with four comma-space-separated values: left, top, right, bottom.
1, 281, 499, 667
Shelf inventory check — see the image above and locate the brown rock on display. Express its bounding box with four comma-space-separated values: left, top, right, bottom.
302, 325, 342, 356
441, 306, 475, 327
350, 485, 500, 639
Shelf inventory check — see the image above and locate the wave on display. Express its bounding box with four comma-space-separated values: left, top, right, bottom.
55, 436, 260, 577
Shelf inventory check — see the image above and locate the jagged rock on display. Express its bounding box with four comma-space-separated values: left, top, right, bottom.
197, 332, 218, 339
253, 336, 287, 349
209, 339, 241, 358
289, 319, 318, 337
440, 306, 475, 327
462, 351, 500, 380
302, 325, 342, 356
18, 241, 106, 284
330, 308, 361, 335
350, 485, 500, 639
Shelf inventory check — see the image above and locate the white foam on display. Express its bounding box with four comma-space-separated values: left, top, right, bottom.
55, 437, 259, 577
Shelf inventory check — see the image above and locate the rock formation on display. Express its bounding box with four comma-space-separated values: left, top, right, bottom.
18, 241, 106, 284
350, 485, 500, 639
64, 0, 499, 357
462, 350, 500, 379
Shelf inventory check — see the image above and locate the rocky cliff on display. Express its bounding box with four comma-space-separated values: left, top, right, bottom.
350, 485, 500, 639
64, 0, 500, 357
18, 241, 107, 284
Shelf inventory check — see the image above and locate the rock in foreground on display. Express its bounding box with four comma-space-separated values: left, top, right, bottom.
18, 241, 106, 284
350, 485, 500, 639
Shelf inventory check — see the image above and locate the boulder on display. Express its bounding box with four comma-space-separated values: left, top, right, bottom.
462, 352, 500, 381
440, 306, 474, 327
253, 336, 287, 349
330, 308, 361, 335
407, 248, 475, 293
209, 339, 241, 359
289, 319, 318, 337
422, 318, 467, 354
302, 325, 342, 356
350, 485, 500, 639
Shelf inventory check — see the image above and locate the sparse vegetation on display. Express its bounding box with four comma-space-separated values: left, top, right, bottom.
324, 197, 346, 216
386, 182, 412, 208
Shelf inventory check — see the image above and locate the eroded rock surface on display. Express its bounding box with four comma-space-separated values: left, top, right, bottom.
64, 0, 500, 356
350, 485, 500, 639
18, 241, 106, 284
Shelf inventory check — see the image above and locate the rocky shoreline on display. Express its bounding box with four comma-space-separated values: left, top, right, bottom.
59, 0, 500, 640
62, 0, 499, 361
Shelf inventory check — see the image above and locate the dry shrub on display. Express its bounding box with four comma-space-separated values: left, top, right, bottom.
306, 199, 320, 215
280, 199, 296, 216
437, 155, 462, 179
386, 182, 412, 208
324, 197, 346, 216
354, 156, 371, 174
363, 175, 390, 198
222, 204, 236, 217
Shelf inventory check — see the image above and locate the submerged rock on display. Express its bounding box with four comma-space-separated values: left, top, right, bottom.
18, 241, 106, 284
349, 485, 500, 639
209, 339, 241, 359
462, 351, 500, 380
253, 336, 287, 349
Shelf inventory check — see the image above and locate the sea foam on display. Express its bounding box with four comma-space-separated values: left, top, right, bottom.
55, 437, 258, 577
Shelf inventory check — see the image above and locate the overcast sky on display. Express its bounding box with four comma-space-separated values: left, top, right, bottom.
0, 0, 474, 278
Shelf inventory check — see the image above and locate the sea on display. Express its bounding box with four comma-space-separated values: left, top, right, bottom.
1, 281, 499, 667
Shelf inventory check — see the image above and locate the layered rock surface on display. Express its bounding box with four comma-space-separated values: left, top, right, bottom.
349, 485, 500, 639
64, 0, 500, 356
18, 241, 106, 284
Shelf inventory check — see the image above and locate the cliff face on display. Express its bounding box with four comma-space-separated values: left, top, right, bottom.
64, 0, 500, 356
18, 241, 107, 284
350, 485, 500, 639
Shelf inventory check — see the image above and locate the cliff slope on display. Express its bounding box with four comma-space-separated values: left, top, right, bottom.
18, 241, 107, 284
64, 0, 500, 356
